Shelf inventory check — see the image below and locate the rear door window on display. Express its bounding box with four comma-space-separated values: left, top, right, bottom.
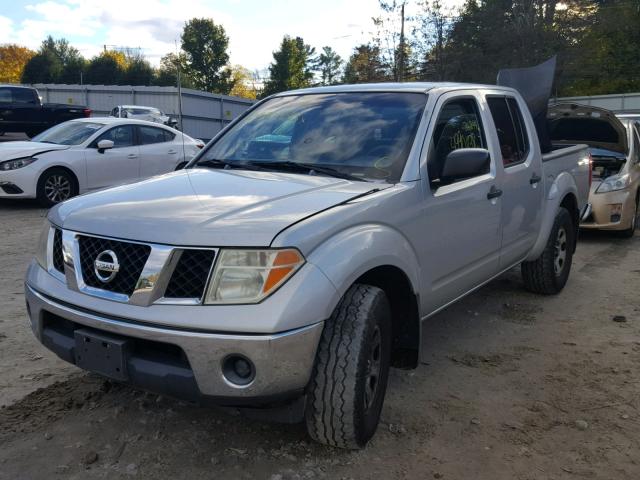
487, 97, 529, 167
427, 97, 488, 188
137, 126, 170, 145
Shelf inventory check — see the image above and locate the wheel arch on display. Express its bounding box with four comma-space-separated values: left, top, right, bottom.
37, 165, 80, 193
307, 224, 422, 369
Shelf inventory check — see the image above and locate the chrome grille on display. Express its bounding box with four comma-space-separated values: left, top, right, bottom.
165, 249, 215, 299
78, 235, 151, 296
52, 228, 64, 273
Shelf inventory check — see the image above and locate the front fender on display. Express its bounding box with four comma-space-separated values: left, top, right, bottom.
307, 223, 421, 308
526, 171, 578, 261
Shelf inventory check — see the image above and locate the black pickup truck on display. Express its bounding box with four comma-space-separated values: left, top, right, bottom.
0, 85, 92, 137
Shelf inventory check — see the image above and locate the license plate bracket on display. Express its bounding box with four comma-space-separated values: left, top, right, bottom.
74, 329, 130, 381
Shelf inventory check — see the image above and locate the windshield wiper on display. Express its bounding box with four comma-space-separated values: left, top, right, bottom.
246, 160, 365, 182
195, 159, 266, 172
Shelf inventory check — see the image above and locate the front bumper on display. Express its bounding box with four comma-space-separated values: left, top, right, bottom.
580, 188, 635, 230
0, 168, 37, 198
25, 283, 323, 404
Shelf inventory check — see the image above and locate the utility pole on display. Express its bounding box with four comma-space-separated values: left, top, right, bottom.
398, 2, 406, 82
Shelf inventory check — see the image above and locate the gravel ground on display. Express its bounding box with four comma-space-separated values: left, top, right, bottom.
0, 199, 638, 480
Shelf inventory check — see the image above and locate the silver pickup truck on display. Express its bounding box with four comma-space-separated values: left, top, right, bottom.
25, 82, 590, 449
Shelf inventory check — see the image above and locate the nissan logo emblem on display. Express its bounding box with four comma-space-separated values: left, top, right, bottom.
94, 250, 120, 283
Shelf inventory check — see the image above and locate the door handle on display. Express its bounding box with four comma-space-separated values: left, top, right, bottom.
167, 149, 177, 154
127, 154, 138, 159
487, 185, 503, 200
530, 173, 542, 185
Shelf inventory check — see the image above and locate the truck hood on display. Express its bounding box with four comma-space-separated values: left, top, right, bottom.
0, 141, 70, 161
548, 103, 628, 154
51, 168, 386, 246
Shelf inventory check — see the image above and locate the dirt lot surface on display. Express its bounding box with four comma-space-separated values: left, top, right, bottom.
1, 200, 638, 480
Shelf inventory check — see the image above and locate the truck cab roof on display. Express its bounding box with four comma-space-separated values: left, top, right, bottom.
277, 82, 517, 96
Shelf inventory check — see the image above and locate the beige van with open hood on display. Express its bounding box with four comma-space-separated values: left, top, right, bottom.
549, 103, 640, 237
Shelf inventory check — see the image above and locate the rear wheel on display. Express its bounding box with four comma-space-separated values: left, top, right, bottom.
522, 207, 575, 294
620, 195, 638, 238
36, 168, 78, 207
305, 284, 391, 449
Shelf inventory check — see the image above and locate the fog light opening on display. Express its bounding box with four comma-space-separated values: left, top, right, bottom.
222, 354, 255, 386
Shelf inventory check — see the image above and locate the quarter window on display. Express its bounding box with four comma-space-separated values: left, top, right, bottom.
487, 97, 529, 166
427, 97, 488, 188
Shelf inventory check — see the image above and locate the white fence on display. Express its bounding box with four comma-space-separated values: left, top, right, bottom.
555, 92, 640, 113
28, 84, 254, 141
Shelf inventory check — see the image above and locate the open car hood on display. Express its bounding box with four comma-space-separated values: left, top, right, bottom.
548, 103, 629, 155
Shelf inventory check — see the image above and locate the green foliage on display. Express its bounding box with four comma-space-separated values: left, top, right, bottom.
123, 58, 155, 86
84, 53, 124, 85
263, 36, 315, 96
21, 50, 62, 84
316, 47, 343, 85
181, 18, 234, 94
343, 44, 387, 84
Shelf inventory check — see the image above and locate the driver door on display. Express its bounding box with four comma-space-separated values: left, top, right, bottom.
85, 124, 140, 190
418, 92, 504, 312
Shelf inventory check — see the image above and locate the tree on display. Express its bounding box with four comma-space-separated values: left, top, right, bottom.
181, 18, 234, 94
84, 52, 125, 85
343, 44, 386, 84
263, 36, 314, 96
316, 47, 343, 85
21, 51, 62, 84
414, 0, 454, 81
228, 65, 259, 99
373, 0, 416, 81
40, 36, 86, 84
0, 45, 35, 83
123, 58, 155, 86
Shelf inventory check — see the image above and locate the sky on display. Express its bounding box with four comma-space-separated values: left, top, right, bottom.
0, 0, 465, 71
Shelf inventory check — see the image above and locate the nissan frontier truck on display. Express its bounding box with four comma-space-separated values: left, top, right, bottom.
25, 81, 590, 448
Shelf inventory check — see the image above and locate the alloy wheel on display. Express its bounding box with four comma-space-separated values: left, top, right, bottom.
364, 325, 382, 411
44, 174, 71, 204
554, 226, 567, 276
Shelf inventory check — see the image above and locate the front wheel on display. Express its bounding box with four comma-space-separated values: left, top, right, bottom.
36, 168, 78, 207
521, 207, 575, 294
305, 284, 392, 449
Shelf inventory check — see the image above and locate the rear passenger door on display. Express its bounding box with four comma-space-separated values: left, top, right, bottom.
486, 95, 544, 267
136, 125, 179, 178
420, 92, 504, 311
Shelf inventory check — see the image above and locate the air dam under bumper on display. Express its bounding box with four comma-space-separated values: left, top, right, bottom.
25, 284, 323, 405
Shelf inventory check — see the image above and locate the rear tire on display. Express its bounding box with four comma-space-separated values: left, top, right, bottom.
620, 195, 638, 238
36, 168, 78, 207
522, 207, 574, 294
305, 284, 392, 449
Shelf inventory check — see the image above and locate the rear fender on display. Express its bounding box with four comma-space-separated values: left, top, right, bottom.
526, 171, 578, 261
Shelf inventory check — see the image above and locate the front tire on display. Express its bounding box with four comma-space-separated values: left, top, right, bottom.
36, 168, 78, 207
522, 207, 575, 294
305, 284, 392, 449
620, 194, 638, 238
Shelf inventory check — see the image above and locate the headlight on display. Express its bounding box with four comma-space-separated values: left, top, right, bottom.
0, 156, 37, 171
596, 173, 630, 193
204, 249, 305, 304
35, 220, 52, 270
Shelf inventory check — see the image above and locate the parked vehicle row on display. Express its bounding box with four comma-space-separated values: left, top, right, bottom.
24, 81, 591, 449
0, 118, 202, 206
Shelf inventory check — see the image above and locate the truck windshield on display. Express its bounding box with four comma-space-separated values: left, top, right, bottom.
197, 92, 427, 182
32, 122, 104, 145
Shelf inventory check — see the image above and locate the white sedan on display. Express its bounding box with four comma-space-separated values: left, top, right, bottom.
0, 118, 203, 206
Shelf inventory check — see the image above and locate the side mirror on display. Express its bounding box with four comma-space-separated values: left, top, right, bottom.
441, 148, 490, 181
97, 139, 114, 153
